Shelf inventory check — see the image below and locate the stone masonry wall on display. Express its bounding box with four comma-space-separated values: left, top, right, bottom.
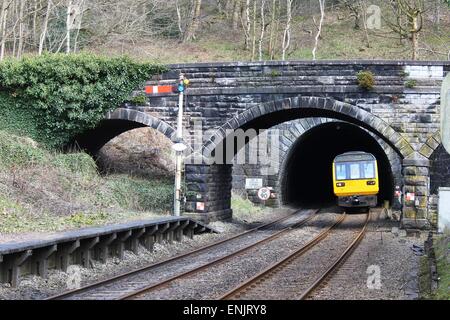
115, 61, 450, 225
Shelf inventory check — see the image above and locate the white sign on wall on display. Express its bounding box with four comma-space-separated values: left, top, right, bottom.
245, 178, 263, 190
257, 187, 271, 201
438, 187, 450, 232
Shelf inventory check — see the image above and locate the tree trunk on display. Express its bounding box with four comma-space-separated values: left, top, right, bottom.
281, 0, 292, 60
243, 0, 251, 50
258, 0, 266, 61
72, 0, 84, 52
411, 15, 418, 60
176, 0, 183, 35
17, 0, 25, 58
39, 0, 52, 55
312, 0, 325, 60
183, 0, 202, 42
251, 0, 257, 60
0, 0, 8, 61
232, 0, 240, 30
434, 0, 440, 31
360, 0, 370, 48
66, 0, 73, 53
267, 0, 276, 58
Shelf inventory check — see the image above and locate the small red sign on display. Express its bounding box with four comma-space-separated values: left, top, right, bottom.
196, 202, 205, 211
145, 85, 174, 95
406, 193, 415, 201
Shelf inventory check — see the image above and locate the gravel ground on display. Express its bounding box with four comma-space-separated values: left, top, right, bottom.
132, 210, 341, 300
0, 207, 425, 300
226, 213, 367, 300
310, 211, 425, 300
46, 209, 313, 299
0, 207, 295, 300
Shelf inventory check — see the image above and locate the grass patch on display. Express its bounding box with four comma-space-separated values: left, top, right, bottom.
231, 193, 266, 222
434, 234, 450, 300
419, 233, 450, 300
0, 130, 173, 235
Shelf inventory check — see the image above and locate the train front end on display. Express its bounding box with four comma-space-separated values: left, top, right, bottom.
332, 151, 379, 208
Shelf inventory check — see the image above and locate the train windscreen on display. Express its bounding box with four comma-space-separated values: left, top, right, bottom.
335, 161, 375, 180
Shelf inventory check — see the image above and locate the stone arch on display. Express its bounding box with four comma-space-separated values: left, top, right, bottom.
203, 96, 413, 161
73, 108, 183, 155
274, 119, 400, 207
419, 130, 441, 158
277, 118, 402, 193
105, 108, 178, 142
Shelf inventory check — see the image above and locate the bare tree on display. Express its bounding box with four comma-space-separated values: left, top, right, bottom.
312, 0, 325, 60
386, 0, 426, 60
65, 0, 72, 53
16, 0, 24, 58
232, 0, 241, 30
281, 0, 292, 60
183, 0, 202, 42
241, 0, 251, 50
0, 0, 12, 60
39, 0, 52, 55
251, 0, 257, 60
258, 0, 266, 61
267, 0, 277, 59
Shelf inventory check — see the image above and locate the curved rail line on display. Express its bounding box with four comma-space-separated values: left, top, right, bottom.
47, 208, 316, 300
118, 209, 318, 300
219, 212, 369, 300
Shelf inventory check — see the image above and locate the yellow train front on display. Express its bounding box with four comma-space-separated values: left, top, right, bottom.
332, 151, 379, 208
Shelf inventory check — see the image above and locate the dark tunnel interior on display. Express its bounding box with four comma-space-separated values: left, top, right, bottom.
281, 122, 394, 208
68, 119, 146, 155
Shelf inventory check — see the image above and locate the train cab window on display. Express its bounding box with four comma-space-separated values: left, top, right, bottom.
335, 164, 347, 180
349, 163, 360, 179
335, 161, 376, 180
361, 162, 375, 179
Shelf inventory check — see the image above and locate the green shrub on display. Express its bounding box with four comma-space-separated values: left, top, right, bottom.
405, 79, 417, 89
356, 70, 375, 90
129, 94, 147, 105
0, 53, 165, 148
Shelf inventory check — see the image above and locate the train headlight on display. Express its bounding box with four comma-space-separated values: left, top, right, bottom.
367, 181, 376, 185
336, 182, 345, 187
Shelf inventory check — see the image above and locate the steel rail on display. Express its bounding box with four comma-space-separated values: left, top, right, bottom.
298, 211, 370, 300
219, 212, 347, 300
119, 209, 319, 300
47, 208, 312, 300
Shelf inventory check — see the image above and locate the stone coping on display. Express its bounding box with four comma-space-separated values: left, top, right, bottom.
168, 60, 450, 69
0, 216, 218, 256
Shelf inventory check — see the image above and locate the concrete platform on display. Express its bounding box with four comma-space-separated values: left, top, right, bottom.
0, 216, 218, 287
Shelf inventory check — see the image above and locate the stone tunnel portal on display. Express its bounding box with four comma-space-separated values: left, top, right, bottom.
281, 122, 395, 208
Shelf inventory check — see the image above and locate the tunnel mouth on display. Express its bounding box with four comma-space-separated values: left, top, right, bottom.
281, 122, 394, 208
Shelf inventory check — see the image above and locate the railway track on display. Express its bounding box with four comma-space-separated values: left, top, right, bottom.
121, 210, 341, 300
220, 211, 370, 300
47, 208, 317, 300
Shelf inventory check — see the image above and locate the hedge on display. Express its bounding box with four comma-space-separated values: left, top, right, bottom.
0, 53, 165, 148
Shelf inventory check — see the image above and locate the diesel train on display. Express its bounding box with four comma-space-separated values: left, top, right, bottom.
332, 151, 379, 208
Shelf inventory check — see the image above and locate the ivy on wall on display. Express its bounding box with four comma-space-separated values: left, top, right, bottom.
0, 53, 165, 148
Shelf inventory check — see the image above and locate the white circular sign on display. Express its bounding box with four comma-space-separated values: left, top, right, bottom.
171, 142, 187, 152
257, 187, 271, 201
